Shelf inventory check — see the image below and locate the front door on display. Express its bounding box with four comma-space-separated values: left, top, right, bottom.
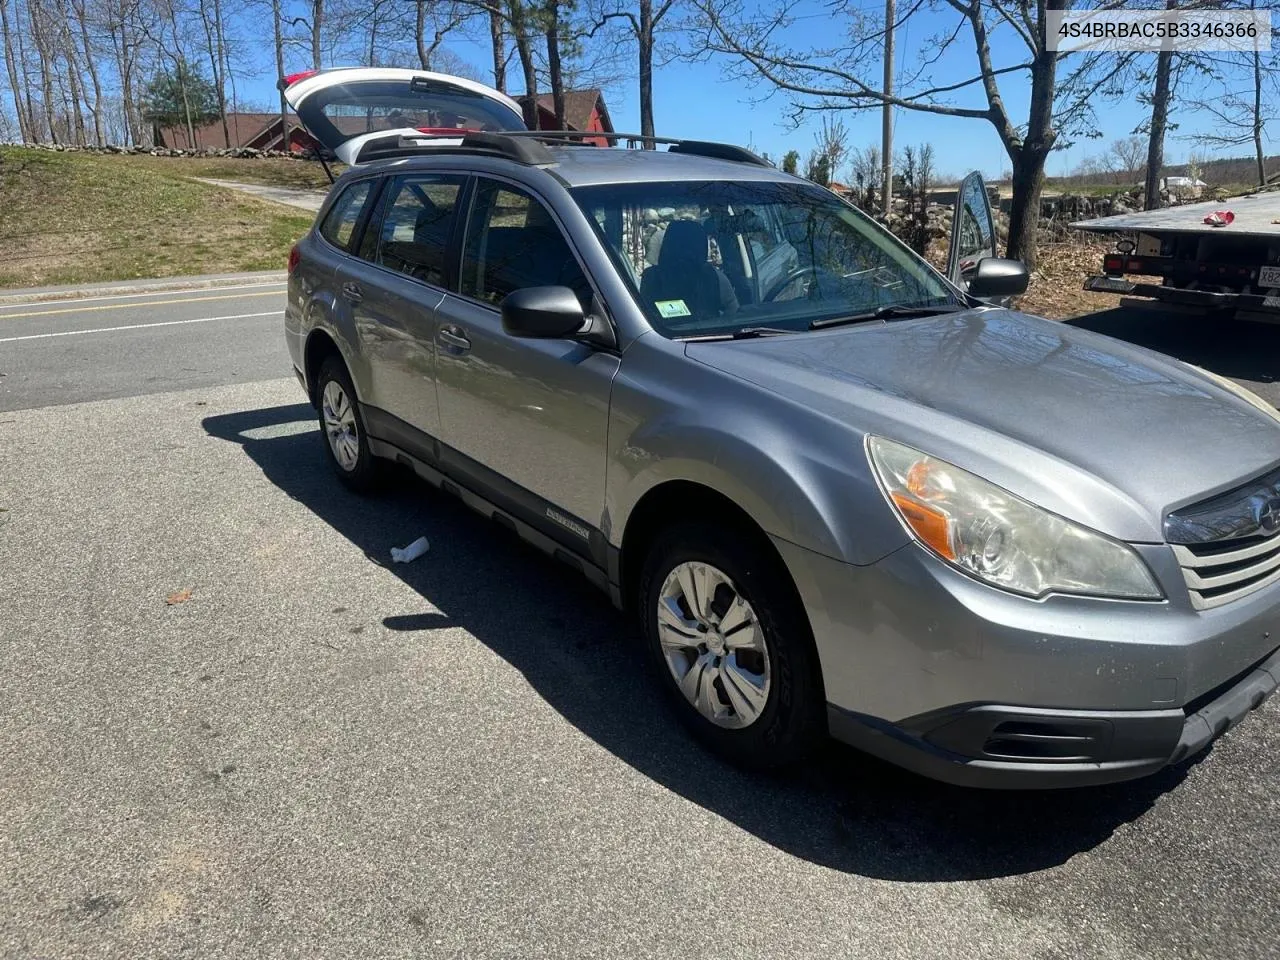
433, 178, 619, 541
946, 171, 999, 292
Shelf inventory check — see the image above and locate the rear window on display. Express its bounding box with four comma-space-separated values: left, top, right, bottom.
319, 180, 374, 251
303, 79, 524, 146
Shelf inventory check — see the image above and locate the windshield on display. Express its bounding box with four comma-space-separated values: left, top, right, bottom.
571, 179, 960, 338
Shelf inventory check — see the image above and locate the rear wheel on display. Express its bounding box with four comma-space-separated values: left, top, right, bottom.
637, 521, 824, 769
315, 356, 380, 492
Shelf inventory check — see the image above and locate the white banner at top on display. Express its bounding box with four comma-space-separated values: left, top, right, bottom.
1046, 8, 1271, 53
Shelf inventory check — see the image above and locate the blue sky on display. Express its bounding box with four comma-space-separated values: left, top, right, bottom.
241, 1, 1273, 180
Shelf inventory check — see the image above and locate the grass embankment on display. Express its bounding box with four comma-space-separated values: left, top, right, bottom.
0, 147, 325, 288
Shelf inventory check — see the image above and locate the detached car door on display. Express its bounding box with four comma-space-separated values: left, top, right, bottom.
281, 67, 527, 166
433, 177, 619, 546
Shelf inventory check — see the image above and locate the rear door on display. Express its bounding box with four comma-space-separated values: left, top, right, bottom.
334, 172, 469, 438
281, 68, 526, 165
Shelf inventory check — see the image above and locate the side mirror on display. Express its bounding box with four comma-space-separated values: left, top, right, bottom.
500, 286, 585, 339
966, 257, 1029, 299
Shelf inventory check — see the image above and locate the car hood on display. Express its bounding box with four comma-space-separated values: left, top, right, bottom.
686, 307, 1280, 542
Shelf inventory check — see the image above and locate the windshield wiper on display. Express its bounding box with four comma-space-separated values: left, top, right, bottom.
809, 303, 964, 330
731, 326, 801, 339
678, 326, 800, 342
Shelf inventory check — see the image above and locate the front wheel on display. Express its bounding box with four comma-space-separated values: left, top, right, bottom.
637, 522, 825, 769
315, 356, 380, 492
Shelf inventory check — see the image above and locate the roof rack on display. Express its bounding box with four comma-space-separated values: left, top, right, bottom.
358, 130, 557, 166
361, 129, 774, 169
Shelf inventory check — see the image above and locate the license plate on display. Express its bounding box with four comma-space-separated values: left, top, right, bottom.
1085, 276, 1135, 294
1260, 265, 1280, 288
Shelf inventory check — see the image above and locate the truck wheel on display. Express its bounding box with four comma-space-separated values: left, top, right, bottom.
315, 357, 380, 492
637, 521, 825, 769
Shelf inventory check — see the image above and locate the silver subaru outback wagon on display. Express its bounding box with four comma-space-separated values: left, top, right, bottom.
284, 71, 1280, 788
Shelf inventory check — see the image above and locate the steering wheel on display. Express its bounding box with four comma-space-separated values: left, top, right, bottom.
762, 265, 825, 303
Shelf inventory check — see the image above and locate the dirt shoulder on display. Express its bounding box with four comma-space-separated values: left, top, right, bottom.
1017, 237, 1122, 319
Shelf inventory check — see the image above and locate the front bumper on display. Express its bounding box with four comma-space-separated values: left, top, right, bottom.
774, 536, 1280, 788
828, 646, 1279, 788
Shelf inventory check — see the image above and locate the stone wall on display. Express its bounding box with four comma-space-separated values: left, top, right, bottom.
9, 142, 317, 161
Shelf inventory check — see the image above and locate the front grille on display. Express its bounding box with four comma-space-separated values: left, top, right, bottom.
1172, 530, 1280, 610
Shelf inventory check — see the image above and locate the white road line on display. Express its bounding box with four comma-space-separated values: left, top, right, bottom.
0, 280, 287, 311
0, 310, 281, 344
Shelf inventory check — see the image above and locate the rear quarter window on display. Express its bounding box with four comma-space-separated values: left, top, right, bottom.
319, 180, 374, 251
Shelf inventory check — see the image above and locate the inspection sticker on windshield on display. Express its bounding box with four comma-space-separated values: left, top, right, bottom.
655, 299, 691, 319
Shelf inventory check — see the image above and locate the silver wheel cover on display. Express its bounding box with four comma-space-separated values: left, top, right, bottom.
656, 561, 771, 729
322, 380, 360, 471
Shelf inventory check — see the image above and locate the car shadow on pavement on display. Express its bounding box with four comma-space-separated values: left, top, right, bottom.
205, 403, 1196, 884
1066, 307, 1280, 384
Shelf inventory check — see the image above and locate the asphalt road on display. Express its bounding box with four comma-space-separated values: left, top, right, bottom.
0, 281, 288, 412
1, 286, 1278, 959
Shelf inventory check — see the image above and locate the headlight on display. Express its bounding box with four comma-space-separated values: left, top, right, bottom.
867, 436, 1162, 600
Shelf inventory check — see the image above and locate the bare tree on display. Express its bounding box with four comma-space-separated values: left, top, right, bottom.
27, 0, 63, 141
1188, 46, 1279, 186
689, 0, 1130, 268
13, 0, 42, 139
814, 113, 848, 180
592, 0, 678, 143
271, 0, 288, 148
102, 0, 151, 144
507, 0, 539, 126
540, 0, 566, 128
849, 143, 882, 210
289, 0, 324, 70
1141, 1, 1176, 209
899, 142, 935, 254
802, 116, 848, 187
458, 0, 539, 124
1109, 135, 1145, 182
196, 0, 231, 144
414, 1, 471, 71
488, 7, 506, 90
0, 0, 32, 140
54, 0, 91, 143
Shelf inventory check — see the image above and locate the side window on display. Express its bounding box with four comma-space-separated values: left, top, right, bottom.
367, 175, 466, 286
460, 180, 592, 308
319, 180, 373, 252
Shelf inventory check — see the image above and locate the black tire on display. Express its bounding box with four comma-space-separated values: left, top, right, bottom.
314, 356, 381, 493
637, 520, 825, 770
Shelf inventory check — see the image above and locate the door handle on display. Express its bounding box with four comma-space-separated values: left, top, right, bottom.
437, 327, 471, 351
341, 281, 363, 303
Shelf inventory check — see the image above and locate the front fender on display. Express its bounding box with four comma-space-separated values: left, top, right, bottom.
605, 340, 911, 566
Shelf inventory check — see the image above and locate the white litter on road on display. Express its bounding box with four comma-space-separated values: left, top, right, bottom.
390, 536, 430, 563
